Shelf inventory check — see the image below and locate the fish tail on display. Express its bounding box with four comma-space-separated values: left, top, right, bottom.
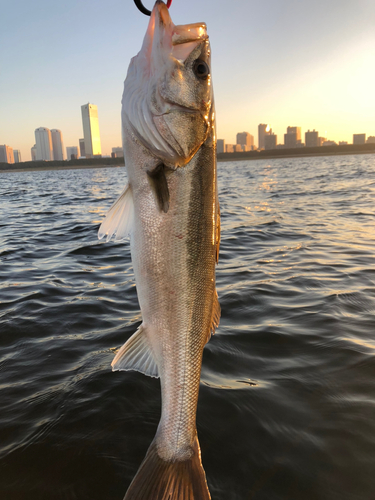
124, 434, 211, 500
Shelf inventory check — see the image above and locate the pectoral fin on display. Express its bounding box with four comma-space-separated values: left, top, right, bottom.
98, 183, 134, 242
147, 163, 170, 213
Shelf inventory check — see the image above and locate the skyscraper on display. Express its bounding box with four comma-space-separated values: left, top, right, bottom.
81, 103, 102, 157
31, 145, 37, 161
35, 127, 53, 161
258, 124, 272, 150
79, 138, 86, 157
287, 126, 301, 140
0, 145, 14, 163
236, 132, 254, 151
264, 134, 277, 150
13, 150, 22, 163
51, 129, 65, 160
305, 130, 319, 148
284, 126, 302, 148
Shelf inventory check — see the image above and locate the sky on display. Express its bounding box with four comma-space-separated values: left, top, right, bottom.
1, 0, 375, 161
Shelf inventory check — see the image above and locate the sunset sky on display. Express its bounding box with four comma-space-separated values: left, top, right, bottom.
1, 0, 374, 161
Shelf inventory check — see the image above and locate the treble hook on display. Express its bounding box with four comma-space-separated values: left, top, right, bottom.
134, 0, 172, 16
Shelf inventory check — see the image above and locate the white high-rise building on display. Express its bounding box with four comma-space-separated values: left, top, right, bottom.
0, 145, 14, 163
13, 150, 22, 163
81, 103, 102, 157
31, 145, 37, 161
35, 127, 53, 161
51, 129, 65, 160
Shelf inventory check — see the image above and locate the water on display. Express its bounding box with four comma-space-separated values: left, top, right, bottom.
1, 155, 375, 500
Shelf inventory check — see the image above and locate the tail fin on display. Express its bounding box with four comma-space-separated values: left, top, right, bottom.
124, 435, 211, 500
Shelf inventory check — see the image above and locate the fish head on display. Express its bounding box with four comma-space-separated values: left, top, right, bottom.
122, 0, 214, 167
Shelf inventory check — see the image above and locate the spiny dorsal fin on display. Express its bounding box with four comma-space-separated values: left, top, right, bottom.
98, 183, 134, 242
147, 163, 170, 213
111, 324, 159, 378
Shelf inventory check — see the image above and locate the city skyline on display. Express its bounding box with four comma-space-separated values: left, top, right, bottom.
1, 0, 374, 161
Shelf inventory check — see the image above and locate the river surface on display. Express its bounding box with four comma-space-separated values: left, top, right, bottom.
1, 154, 375, 500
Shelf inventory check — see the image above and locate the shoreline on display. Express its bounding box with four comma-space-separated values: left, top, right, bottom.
217, 149, 375, 163
1, 149, 374, 173
0, 163, 125, 174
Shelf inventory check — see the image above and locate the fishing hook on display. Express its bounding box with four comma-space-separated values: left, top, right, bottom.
134, 0, 172, 16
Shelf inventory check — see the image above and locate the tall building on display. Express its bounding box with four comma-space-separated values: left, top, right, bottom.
66, 146, 78, 160
13, 150, 22, 163
287, 126, 301, 140
258, 124, 272, 149
264, 134, 277, 150
81, 103, 102, 157
353, 134, 366, 145
0, 145, 14, 163
79, 138, 86, 157
284, 126, 302, 148
236, 132, 254, 151
217, 139, 225, 154
305, 130, 319, 148
31, 145, 37, 161
51, 129, 65, 160
367, 136, 375, 144
111, 147, 124, 158
35, 127, 53, 161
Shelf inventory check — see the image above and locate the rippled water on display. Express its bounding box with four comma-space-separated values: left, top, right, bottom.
1, 155, 375, 500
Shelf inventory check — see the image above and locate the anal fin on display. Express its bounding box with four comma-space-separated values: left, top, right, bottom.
111, 324, 159, 378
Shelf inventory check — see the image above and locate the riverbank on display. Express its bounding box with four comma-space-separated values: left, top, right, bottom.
0, 163, 125, 174
1, 143, 375, 173
217, 148, 375, 163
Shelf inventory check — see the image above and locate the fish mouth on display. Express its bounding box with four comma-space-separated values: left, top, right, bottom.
144, 1, 208, 63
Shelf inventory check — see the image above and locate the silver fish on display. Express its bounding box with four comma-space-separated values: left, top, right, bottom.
99, 1, 220, 498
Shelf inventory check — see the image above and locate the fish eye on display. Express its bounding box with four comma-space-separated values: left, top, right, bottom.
193, 59, 210, 80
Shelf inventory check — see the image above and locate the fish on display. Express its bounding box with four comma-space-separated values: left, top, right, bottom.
98, 1, 220, 498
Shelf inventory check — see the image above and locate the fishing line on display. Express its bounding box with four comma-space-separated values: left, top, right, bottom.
134, 0, 172, 16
